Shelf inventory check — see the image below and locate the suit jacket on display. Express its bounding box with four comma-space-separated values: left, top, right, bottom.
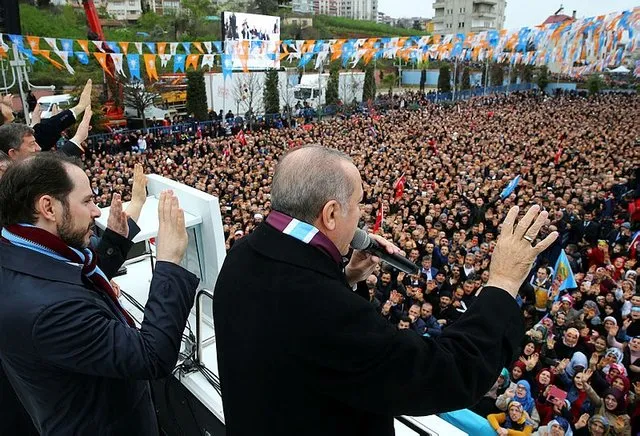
0, 240, 199, 436
213, 223, 524, 436
34, 109, 77, 152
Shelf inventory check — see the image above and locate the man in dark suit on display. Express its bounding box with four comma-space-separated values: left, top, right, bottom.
0, 153, 199, 435
213, 145, 558, 436
575, 211, 601, 246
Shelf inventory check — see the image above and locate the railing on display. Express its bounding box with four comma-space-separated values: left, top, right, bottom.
86, 83, 537, 143
195, 289, 214, 366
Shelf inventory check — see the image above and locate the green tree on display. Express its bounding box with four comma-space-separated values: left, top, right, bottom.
490, 63, 504, 87
521, 65, 534, 83
461, 67, 471, 90
186, 71, 208, 121
587, 75, 603, 95
537, 65, 550, 92
325, 62, 340, 106
363, 63, 377, 102
250, 0, 278, 15
263, 68, 280, 114
438, 65, 451, 92
382, 73, 396, 94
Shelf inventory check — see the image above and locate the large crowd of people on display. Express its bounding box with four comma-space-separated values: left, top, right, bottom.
1, 83, 640, 435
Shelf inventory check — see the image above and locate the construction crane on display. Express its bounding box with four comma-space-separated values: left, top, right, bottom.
81, 0, 126, 129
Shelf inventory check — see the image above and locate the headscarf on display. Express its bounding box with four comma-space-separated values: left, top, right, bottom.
588, 414, 610, 432
603, 388, 626, 414
504, 400, 529, 429
515, 380, 536, 414
535, 367, 555, 391
610, 375, 631, 397
603, 316, 618, 326
605, 347, 624, 364
511, 360, 527, 380
500, 367, 511, 389
583, 300, 601, 317
605, 362, 628, 383
565, 352, 588, 378
548, 417, 572, 436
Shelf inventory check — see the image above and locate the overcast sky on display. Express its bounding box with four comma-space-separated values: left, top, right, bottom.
377, 0, 638, 29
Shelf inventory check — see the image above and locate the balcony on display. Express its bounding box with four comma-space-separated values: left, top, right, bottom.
432, 15, 444, 23
433, 1, 445, 8
472, 10, 497, 19
473, 0, 497, 4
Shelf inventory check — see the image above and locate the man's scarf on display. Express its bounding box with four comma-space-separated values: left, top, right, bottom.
2, 224, 136, 327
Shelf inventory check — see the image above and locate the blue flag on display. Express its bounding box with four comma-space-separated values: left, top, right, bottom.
500, 175, 520, 199
173, 54, 186, 73
222, 53, 232, 79
75, 52, 89, 64
127, 54, 141, 80
61, 39, 74, 54
553, 249, 577, 294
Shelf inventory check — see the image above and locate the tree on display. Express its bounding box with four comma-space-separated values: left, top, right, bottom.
186, 71, 208, 121
587, 75, 603, 95
362, 63, 377, 102
250, 0, 278, 15
382, 73, 395, 94
537, 65, 550, 92
325, 62, 340, 107
438, 65, 451, 92
490, 63, 504, 87
521, 65, 534, 83
461, 67, 471, 90
412, 20, 423, 31
122, 79, 158, 129
36, 0, 51, 8
263, 69, 280, 115
232, 72, 263, 127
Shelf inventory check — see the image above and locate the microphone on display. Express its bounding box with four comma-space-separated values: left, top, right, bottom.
350, 228, 419, 275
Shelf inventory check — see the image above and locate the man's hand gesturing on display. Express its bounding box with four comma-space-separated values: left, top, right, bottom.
156, 190, 188, 265
486, 205, 558, 298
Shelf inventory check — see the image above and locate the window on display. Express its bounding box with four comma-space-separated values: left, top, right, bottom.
460, 7, 465, 13
458, 22, 465, 28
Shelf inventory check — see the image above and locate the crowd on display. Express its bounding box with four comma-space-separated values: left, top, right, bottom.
1, 84, 640, 435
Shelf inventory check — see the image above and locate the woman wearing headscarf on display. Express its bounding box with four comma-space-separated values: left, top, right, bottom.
565, 371, 595, 423
557, 352, 589, 388
496, 380, 541, 429
533, 416, 573, 436
584, 380, 632, 436
621, 336, 640, 385
487, 400, 535, 435
534, 368, 565, 426
574, 414, 611, 436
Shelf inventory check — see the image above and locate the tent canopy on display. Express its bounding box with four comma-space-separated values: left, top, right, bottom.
607, 65, 631, 74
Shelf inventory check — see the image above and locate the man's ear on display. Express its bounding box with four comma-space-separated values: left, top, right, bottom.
7, 148, 19, 160
319, 200, 340, 231
36, 195, 58, 223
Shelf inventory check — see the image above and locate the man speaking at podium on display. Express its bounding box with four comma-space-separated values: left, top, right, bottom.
214, 145, 557, 436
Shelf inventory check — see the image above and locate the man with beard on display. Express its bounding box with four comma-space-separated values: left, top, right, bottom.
0, 153, 199, 435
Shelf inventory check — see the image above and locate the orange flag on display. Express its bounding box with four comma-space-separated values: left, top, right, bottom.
26, 36, 40, 53
39, 50, 64, 70
186, 54, 200, 70
0, 47, 7, 58
93, 52, 114, 78
192, 42, 204, 54
239, 40, 249, 73
77, 39, 90, 54
118, 41, 129, 55
144, 54, 158, 80
157, 42, 167, 56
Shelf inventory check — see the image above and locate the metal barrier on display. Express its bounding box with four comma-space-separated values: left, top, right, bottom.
195, 289, 215, 366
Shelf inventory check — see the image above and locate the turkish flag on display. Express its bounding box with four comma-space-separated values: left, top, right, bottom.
235, 130, 247, 146
394, 175, 406, 201
373, 204, 384, 233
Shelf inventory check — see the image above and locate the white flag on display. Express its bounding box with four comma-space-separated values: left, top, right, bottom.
110, 53, 125, 76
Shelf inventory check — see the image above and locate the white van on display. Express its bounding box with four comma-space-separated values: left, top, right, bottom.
35, 94, 76, 119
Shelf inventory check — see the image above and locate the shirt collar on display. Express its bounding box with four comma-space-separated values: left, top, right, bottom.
266, 210, 343, 265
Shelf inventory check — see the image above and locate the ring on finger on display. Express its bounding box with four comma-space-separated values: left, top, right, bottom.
523, 235, 534, 243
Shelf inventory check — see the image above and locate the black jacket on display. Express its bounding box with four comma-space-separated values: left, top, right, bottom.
0, 237, 199, 435
213, 223, 524, 436
33, 109, 79, 153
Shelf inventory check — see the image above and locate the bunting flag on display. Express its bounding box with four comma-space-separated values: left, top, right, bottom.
60, 39, 74, 54
157, 42, 167, 56
127, 54, 141, 80
44, 37, 58, 50
213, 41, 222, 53
75, 51, 89, 64
94, 52, 113, 78
92, 40, 105, 52
173, 53, 186, 73
159, 54, 172, 68
77, 39, 90, 54
26, 36, 40, 52
239, 40, 249, 73
118, 41, 129, 55
186, 54, 200, 70
40, 50, 63, 70
201, 54, 215, 69
192, 41, 204, 54
54, 50, 74, 74
144, 54, 158, 80
145, 42, 156, 54
222, 53, 232, 79
203, 41, 212, 54
110, 53, 125, 76
169, 42, 178, 55
134, 42, 143, 54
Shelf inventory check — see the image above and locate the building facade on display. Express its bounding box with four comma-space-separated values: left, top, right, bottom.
106, 0, 142, 21
291, 0, 315, 14
432, 0, 505, 33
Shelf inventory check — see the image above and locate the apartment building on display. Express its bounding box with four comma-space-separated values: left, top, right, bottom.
432, 0, 505, 33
